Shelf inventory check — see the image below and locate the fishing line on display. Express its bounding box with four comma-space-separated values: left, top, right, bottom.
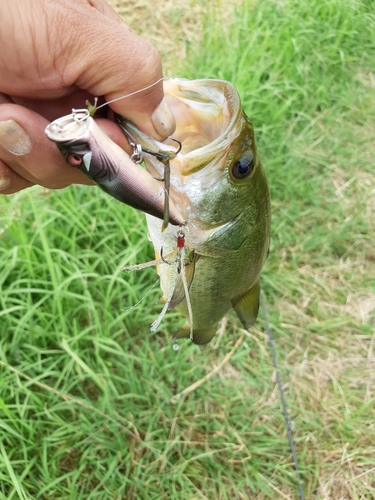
123, 278, 160, 313
94, 77, 167, 111
260, 288, 305, 500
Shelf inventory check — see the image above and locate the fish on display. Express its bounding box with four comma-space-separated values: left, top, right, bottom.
122, 78, 271, 345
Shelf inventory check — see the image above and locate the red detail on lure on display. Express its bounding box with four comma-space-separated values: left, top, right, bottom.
177, 236, 185, 248
68, 154, 82, 166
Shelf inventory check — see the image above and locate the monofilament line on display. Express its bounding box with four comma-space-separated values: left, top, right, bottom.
260, 288, 305, 500
123, 278, 160, 313
95, 77, 167, 111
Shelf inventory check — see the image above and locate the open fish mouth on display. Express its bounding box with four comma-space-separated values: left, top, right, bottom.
122, 78, 243, 176
163, 79, 241, 157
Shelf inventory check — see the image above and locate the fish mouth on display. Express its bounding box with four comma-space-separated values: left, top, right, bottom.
123, 79, 242, 176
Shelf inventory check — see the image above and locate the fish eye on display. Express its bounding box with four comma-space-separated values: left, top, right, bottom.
67, 154, 83, 166
230, 152, 254, 180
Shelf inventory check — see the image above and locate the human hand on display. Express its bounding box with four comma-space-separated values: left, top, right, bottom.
0, 0, 175, 194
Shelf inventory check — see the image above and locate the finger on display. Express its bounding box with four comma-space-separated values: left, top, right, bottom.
0, 93, 12, 105
83, 0, 123, 23
0, 159, 34, 194
0, 0, 174, 139
10, 91, 108, 123
0, 104, 93, 192
0, 103, 132, 195
58, 2, 175, 140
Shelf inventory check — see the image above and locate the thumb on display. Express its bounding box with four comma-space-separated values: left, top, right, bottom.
58, 0, 175, 140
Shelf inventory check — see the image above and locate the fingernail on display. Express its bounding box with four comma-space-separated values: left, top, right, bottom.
151, 97, 176, 138
0, 119, 32, 156
0, 175, 11, 190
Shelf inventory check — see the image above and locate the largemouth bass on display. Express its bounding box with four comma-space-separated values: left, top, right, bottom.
123, 78, 271, 345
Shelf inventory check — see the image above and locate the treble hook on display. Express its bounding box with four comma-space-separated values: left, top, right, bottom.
114, 114, 183, 230
114, 114, 181, 162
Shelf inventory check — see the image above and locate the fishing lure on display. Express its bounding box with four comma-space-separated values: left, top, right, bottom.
44, 91, 183, 228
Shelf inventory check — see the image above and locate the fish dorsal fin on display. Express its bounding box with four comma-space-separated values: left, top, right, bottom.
231, 280, 260, 329
168, 253, 198, 310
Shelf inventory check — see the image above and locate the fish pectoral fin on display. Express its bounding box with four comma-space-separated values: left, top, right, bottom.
174, 322, 218, 345
231, 280, 260, 329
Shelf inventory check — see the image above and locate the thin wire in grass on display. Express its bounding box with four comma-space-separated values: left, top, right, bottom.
260, 289, 305, 500
122, 277, 160, 313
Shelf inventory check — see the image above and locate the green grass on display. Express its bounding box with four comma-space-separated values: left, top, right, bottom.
1, 0, 375, 497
